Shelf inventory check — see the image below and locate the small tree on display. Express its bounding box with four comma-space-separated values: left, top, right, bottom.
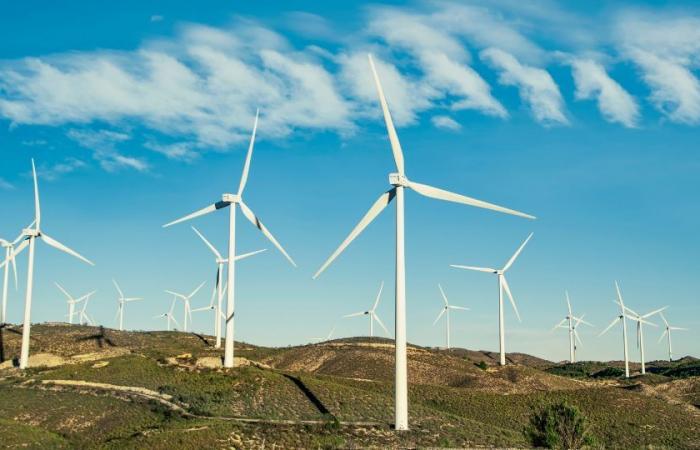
525, 401, 594, 449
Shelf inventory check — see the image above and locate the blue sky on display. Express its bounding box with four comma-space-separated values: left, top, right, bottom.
1, 0, 699, 362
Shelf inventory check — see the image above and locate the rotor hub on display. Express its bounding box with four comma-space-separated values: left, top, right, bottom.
22, 228, 39, 237
389, 173, 409, 187
222, 193, 240, 204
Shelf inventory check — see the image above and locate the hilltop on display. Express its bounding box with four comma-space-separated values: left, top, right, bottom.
0, 323, 698, 448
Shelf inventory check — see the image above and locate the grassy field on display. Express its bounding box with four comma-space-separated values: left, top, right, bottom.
0, 324, 698, 448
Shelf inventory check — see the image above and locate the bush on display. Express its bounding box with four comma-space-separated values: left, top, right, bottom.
525, 401, 594, 449
476, 361, 488, 370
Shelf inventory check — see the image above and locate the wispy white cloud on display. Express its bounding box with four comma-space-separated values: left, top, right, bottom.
569, 57, 639, 127
150, 15, 163, 23
0, 177, 14, 190
67, 129, 148, 172
616, 11, 700, 124
431, 115, 462, 131
481, 47, 568, 126
36, 157, 87, 181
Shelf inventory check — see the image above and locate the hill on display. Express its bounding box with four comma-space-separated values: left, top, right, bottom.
0, 323, 698, 448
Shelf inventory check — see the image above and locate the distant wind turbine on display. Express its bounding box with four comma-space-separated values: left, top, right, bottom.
311, 326, 336, 343
433, 284, 469, 350
599, 281, 631, 378
343, 282, 389, 337
312, 54, 535, 431
1, 232, 25, 323
165, 281, 206, 333
191, 225, 265, 348
658, 312, 687, 362
113, 279, 142, 331
192, 282, 229, 336
0, 160, 94, 369
622, 302, 667, 375
55, 282, 95, 325
164, 110, 296, 368
551, 291, 593, 363
451, 232, 533, 366
154, 298, 180, 331
77, 291, 96, 326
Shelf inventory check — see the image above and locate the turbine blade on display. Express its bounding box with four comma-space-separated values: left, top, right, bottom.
373, 313, 390, 336
433, 308, 446, 325
670, 327, 688, 331
574, 329, 583, 346
449, 305, 470, 311
165, 290, 186, 300
409, 180, 536, 221
237, 109, 259, 196
238, 201, 296, 267
659, 312, 669, 327
191, 306, 212, 313
54, 282, 72, 301
500, 276, 521, 322
599, 317, 619, 337
503, 232, 534, 271
449, 265, 497, 273
234, 249, 267, 261
313, 188, 396, 279
0, 239, 29, 271
40, 233, 94, 266
343, 311, 366, 318
112, 279, 124, 299
32, 159, 41, 227
367, 54, 405, 175
163, 201, 229, 228
191, 226, 223, 260
188, 281, 206, 299
371, 281, 384, 311
10, 245, 18, 289
614, 281, 624, 307
642, 306, 668, 319
565, 291, 572, 317
658, 329, 668, 343
551, 318, 567, 332
171, 316, 180, 329
438, 284, 449, 306
623, 304, 640, 317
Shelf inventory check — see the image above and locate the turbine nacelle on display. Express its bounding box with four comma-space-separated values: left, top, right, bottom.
222, 193, 241, 204
389, 173, 410, 187
22, 229, 39, 237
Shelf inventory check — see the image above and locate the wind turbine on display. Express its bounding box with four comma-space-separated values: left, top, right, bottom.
343, 281, 389, 337
433, 284, 469, 350
622, 302, 667, 375
0, 160, 94, 369
551, 291, 593, 363
311, 325, 336, 343
0, 232, 24, 323
77, 291, 96, 326
191, 281, 228, 337
658, 312, 687, 362
312, 55, 535, 430
191, 226, 265, 348
113, 279, 141, 331
154, 298, 180, 331
599, 281, 631, 378
55, 282, 96, 325
451, 232, 533, 366
165, 281, 206, 333
163, 110, 296, 368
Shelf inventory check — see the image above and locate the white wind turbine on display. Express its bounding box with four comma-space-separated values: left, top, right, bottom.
599, 281, 631, 378
311, 325, 336, 343
551, 291, 593, 363
433, 284, 469, 350
154, 298, 180, 331
191, 226, 265, 348
77, 291, 96, 326
113, 279, 142, 331
191, 281, 228, 336
0, 160, 94, 369
0, 233, 24, 323
164, 110, 296, 368
312, 55, 535, 430
622, 301, 667, 375
658, 312, 687, 362
165, 281, 206, 333
55, 282, 96, 325
451, 232, 533, 366
343, 281, 389, 337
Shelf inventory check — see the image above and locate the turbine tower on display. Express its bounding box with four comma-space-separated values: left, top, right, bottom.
599, 281, 631, 378
451, 232, 533, 366
343, 281, 389, 337
551, 291, 593, 363
113, 279, 141, 331
658, 312, 687, 362
2, 160, 94, 369
433, 284, 469, 350
622, 302, 666, 375
0, 233, 23, 323
191, 226, 265, 348
312, 55, 535, 431
164, 110, 296, 369
165, 281, 206, 333
154, 298, 180, 331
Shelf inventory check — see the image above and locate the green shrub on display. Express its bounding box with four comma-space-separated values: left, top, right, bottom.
525, 401, 594, 449
476, 361, 488, 370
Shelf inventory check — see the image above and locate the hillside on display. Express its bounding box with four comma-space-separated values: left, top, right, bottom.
0, 323, 698, 448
